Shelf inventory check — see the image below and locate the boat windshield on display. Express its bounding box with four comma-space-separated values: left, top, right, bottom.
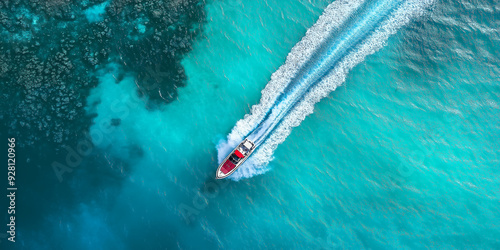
238, 145, 249, 154
239, 141, 253, 153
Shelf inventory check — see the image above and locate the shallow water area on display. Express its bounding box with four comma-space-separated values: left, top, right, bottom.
1, 0, 499, 249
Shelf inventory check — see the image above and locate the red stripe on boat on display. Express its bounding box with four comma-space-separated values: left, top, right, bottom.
220, 160, 236, 174
234, 150, 244, 158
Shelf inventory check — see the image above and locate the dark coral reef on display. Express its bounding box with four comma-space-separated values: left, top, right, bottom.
0, 0, 205, 146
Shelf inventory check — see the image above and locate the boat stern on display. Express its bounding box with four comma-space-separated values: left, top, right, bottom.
215, 139, 256, 179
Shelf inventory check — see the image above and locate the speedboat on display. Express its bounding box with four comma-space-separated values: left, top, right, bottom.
215, 139, 256, 179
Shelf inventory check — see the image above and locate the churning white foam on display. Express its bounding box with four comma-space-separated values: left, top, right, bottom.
218, 0, 435, 181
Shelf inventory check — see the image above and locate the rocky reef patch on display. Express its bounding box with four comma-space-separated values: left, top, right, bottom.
0, 0, 205, 147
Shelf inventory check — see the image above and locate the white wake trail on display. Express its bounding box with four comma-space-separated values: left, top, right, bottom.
217, 0, 435, 181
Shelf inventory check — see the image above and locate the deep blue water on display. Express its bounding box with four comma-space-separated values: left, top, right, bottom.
1, 0, 499, 249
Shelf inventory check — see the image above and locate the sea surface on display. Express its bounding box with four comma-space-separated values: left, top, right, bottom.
1, 0, 499, 249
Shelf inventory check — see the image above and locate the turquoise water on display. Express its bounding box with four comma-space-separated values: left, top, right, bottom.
2, 0, 500, 248
80, 0, 499, 248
